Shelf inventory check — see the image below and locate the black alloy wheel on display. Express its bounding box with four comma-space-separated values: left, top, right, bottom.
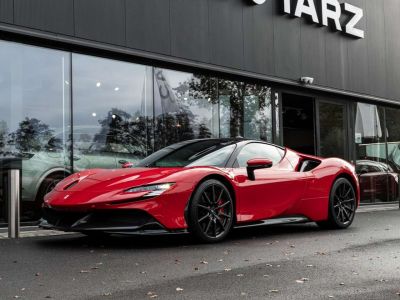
317, 177, 357, 229
188, 179, 234, 243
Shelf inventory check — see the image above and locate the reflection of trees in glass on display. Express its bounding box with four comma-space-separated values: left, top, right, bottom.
96, 108, 131, 144
155, 112, 195, 150
0, 121, 8, 152
188, 76, 272, 141
198, 120, 212, 138
9, 118, 53, 153
95, 107, 151, 157
153, 70, 272, 148
154, 69, 198, 150
245, 87, 272, 141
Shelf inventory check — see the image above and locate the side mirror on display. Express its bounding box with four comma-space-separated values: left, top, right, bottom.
247, 158, 273, 181
119, 160, 133, 168
122, 162, 133, 168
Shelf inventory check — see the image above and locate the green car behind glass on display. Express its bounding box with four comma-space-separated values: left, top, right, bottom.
19, 129, 146, 219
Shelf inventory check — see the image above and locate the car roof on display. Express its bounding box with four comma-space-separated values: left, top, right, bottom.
165, 138, 285, 150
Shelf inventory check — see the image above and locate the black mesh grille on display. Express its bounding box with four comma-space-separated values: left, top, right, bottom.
42, 208, 158, 230
43, 208, 87, 228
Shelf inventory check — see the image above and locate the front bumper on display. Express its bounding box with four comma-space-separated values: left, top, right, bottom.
39, 208, 187, 235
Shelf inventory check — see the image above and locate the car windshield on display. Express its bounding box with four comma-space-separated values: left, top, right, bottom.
136, 140, 236, 168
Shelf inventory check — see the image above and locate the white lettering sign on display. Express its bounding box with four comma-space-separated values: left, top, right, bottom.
294, 0, 319, 23
252, 0, 365, 39
342, 3, 364, 39
252, 0, 266, 4
321, 0, 342, 31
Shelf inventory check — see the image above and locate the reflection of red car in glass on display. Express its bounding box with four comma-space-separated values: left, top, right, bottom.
356, 160, 399, 202
40, 139, 360, 243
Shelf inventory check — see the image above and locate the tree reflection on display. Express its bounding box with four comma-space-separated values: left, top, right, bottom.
8, 118, 53, 153
95, 107, 151, 157
154, 69, 197, 150
188, 76, 272, 140
0, 121, 7, 152
152, 69, 272, 150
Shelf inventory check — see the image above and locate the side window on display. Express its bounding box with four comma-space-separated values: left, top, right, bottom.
369, 165, 381, 173
236, 143, 283, 168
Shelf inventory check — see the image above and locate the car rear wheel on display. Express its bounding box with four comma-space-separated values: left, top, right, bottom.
188, 179, 234, 243
317, 177, 356, 229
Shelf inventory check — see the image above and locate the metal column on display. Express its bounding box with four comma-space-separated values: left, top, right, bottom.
8, 169, 20, 239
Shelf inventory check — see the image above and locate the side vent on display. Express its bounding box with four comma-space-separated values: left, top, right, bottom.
299, 160, 321, 172
64, 180, 79, 190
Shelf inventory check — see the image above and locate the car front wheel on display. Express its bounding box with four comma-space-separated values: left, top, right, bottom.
188, 179, 234, 243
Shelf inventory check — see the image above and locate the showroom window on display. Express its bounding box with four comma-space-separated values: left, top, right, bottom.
153, 68, 219, 150
154, 69, 274, 149
383, 107, 400, 202
72, 54, 153, 169
219, 79, 273, 142
319, 101, 347, 159
0, 41, 277, 223
0, 40, 71, 221
354, 103, 388, 203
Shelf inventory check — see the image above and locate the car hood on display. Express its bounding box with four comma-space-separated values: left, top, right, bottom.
54, 167, 184, 193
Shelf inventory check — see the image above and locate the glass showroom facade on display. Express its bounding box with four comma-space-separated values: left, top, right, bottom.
0, 40, 399, 222
0, 40, 277, 221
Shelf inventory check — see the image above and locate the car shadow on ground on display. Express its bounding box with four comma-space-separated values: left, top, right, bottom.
34, 222, 331, 251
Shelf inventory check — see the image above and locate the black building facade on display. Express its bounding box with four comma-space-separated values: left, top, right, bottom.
0, 0, 399, 222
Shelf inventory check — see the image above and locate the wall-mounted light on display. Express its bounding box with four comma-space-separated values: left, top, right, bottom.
299, 77, 314, 85
252, 0, 266, 4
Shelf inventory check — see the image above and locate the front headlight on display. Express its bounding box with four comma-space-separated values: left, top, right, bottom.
125, 183, 175, 197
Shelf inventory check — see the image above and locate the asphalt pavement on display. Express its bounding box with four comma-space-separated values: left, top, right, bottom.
0, 209, 400, 299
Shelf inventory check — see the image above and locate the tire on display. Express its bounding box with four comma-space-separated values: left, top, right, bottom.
317, 177, 357, 229
188, 179, 234, 243
34, 173, 66, 219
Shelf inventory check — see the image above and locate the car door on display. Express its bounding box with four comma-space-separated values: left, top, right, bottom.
232, 143, 309, 223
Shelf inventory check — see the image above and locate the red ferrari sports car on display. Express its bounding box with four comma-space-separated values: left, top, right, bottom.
40, 139, 360, 242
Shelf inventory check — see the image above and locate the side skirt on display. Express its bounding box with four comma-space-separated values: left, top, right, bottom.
234, 216, 310, 229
